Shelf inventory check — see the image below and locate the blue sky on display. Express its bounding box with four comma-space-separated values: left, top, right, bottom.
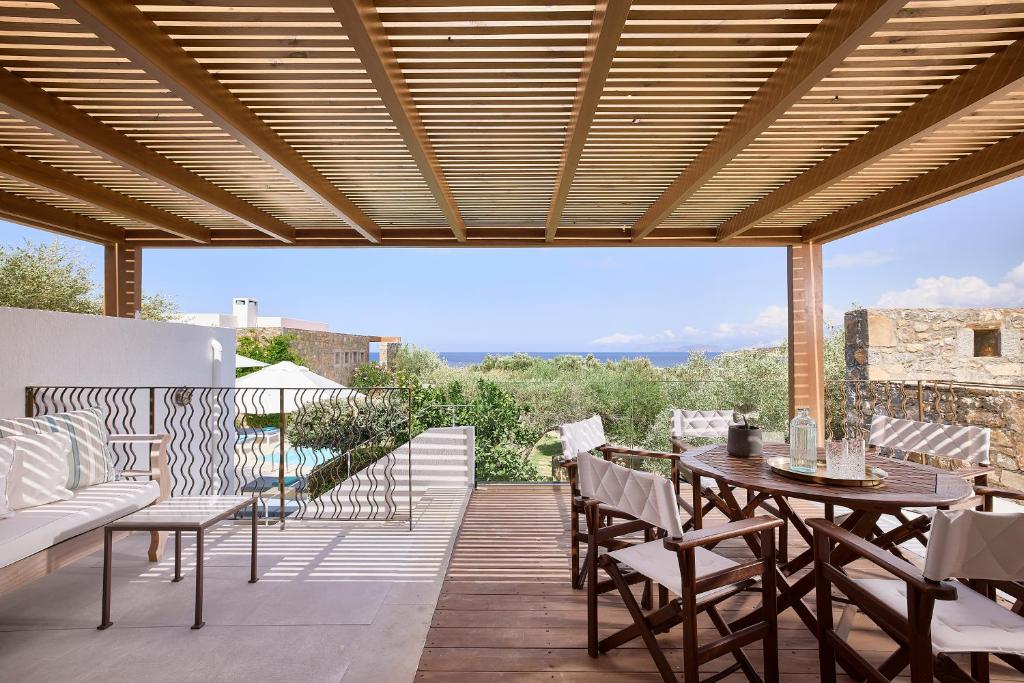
2, 176, 1023, 351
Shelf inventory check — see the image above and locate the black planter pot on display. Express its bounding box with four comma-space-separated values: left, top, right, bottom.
727, 425, 763, 458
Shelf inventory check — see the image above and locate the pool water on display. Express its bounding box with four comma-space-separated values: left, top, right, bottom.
257, 448, 335, 468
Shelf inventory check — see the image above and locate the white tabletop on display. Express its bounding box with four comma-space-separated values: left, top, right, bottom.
108, 495, 256, 528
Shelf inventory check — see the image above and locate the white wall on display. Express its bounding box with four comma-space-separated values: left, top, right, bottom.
178, 312, 236, 328
258, 316, 329, 332
0, 307, 236, 417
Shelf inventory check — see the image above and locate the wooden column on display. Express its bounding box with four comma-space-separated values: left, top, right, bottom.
103, 242, 142, 318
787, 243, 825, 444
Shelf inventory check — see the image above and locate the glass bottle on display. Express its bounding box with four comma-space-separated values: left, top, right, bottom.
789, 408, 818, 473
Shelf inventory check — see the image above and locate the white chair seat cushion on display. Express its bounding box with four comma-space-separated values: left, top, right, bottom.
0, 480, 159, 569
854, 578, 1024, 655
609, 538, 739, 599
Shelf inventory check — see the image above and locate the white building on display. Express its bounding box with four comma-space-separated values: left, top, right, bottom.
179, 297, 329, 332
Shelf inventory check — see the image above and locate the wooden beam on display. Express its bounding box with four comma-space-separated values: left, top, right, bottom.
0, 189, 123, 244
631, 0, 904, 242
330, 0, 465, 242
104, 242, 141, 318
0, 69, 296, 244
805, 131, 1024, 243
51, 0, 379, 244
546, 0, 631, 242
138, 237, 799, 249
787, 243, 825, 446
717, 37, 1024, 241
0, 147, 209, 244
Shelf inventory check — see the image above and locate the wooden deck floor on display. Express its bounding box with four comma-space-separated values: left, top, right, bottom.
415, 485, 1024, 682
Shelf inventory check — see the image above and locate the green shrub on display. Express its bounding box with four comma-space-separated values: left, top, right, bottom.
236, 333, 307, 378
287, 397, 405, 499
477, 443, 540, 482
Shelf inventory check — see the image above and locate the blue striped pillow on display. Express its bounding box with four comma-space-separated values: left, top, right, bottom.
0, 408, 114, 489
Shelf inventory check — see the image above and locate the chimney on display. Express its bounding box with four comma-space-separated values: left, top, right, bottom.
232, 297, 258, 328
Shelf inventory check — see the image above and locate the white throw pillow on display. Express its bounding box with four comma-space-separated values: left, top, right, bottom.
0, 438, 14, 518
0, 408, 113, 489
3, 432, 73, 510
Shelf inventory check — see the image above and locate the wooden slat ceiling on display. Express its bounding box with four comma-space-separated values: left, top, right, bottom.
0, 0, 1022, 248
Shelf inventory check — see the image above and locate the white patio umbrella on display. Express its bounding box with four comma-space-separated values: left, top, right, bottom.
235, 353, 268, 369
234, 360, 359, 414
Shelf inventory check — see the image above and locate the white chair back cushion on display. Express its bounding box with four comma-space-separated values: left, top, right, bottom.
671, 410, 736, 439
924, 510, 1024, 582
559, 415, 607, 460
577, 453, 684, 538
0, 433, 74, 510
868, 415, 990, 465
0, 408, 114, 489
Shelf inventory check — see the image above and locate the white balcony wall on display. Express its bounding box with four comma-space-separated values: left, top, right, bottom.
0, 307, 236, 417
0, 307, 239, 494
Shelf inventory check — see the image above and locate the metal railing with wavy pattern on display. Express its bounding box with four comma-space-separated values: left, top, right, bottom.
25, 385, 414, 528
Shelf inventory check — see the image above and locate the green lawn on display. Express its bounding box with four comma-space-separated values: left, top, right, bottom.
527, 430, 562, 481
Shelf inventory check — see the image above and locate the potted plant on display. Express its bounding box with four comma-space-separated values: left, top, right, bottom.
727, 406, 763, 458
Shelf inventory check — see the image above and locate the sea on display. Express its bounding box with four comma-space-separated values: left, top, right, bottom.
370, 350, 721, 369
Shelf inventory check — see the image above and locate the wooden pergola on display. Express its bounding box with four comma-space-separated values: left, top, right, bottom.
2, 0, 1024, 429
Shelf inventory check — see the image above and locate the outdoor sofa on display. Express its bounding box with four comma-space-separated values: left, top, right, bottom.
0, 408, 169, 595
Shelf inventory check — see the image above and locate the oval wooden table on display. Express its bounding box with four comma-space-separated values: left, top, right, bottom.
679, 443, 978, 640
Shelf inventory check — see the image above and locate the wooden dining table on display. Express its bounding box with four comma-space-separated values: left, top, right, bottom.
680, 443, 982, 638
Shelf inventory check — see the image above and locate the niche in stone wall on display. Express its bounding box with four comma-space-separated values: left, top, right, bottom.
973, 328, 1002, 357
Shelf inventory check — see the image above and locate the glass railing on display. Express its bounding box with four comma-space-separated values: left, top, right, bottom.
417, 378, 1024, 487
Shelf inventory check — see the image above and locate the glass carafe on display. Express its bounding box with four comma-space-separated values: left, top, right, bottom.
789, 408, 817, 474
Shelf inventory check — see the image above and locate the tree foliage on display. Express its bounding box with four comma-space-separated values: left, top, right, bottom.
235, 333, 307, 378
288, 397, 404, 498
394, 343, 444, 377
0, 240, 179, 321
392, 330, 848, 480
0, 241, 103, 314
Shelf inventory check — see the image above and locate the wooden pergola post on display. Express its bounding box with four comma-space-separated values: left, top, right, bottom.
787, 243, 825, 445
103, 242, 142, 318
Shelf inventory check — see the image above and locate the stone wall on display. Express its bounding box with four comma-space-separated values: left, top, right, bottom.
940, 384, 1024, 490
841, 380, 1024, 490
239, 327, 372, 385
379, 341, 401, 370
845, 308, 1024, 383
844, 307, 1024, 490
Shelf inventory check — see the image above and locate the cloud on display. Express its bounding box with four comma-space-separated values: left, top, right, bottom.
824, 249, 897, 269
876, 261, 1024, 308
591, 330, 678, 346
823, 303, 844, 327
592, 306, 789, 349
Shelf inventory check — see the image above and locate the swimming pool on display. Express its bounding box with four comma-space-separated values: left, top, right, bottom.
256, 448, 336, 468
237, 427, 279, 441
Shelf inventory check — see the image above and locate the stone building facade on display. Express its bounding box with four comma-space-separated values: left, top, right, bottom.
845, 308, 1024, 489
239, 327, 374, 385
180, 297, 400, 385
845, 307, 1023, 383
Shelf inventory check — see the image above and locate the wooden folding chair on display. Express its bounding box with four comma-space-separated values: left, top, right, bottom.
558, 414, 682, 590
811, 505, 1024, 683
671, 409, 789, 560
868, 416, 992, 541
579, 450, 782, 683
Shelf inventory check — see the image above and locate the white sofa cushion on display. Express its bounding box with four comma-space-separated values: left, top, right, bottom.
0, 480, 159, 569
0, 408, 114, 490
0, 439, 13, 518
2, 432, 73, 510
